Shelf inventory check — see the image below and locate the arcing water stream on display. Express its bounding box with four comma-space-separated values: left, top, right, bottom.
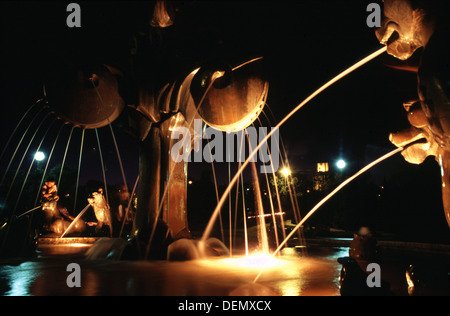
201, 47, 388, 245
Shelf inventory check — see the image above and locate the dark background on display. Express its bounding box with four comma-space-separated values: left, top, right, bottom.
1, 0, 449, 242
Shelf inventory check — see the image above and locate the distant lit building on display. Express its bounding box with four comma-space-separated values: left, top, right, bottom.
316, 162, 329, 173
313, 162, 330, 191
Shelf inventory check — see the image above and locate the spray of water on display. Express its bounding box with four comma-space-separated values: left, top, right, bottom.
59, 203, 90, 239
1, 112, 52, 205
57, 126, 75, 189
17, 206, 42, 219
95, 128, 109, 205
252, 146, 403, 283
201, 46, 388, 243
0, 99, 43, 164
73, 129, 85, 213
12, 120, 60, 216
108, 123, 128, 190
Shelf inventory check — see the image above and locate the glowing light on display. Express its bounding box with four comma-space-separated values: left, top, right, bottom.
247, 212, 285, 220
336, 159, 346, 169
317, 162, 329, 173
219, 254, 291, 270
253, 147, 404, 283
201, 46, 387, 244
280, 167, 291, 178
65, 243, 93, 248
439, 155, 445, 177
406, 270, 415, 295
34, 151, 45, 161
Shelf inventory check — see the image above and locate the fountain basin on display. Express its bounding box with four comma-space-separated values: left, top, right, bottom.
37, 237, 99, 257
1, 243, 449, 296
0, 247, 341, 296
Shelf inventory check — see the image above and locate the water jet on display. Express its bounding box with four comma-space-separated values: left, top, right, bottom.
1, 0, 450, 297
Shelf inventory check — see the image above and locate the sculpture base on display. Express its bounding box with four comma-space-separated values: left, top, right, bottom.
37, 237, 99, 257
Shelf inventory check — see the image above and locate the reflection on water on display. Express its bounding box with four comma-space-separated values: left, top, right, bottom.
0, 247, 343, 296
3, 244, 446, 296
4, 262, 42, 296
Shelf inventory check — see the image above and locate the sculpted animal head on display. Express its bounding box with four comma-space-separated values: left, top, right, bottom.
375, 0, 436, 60
88, 189, 106, 207
377, 0, 450, 227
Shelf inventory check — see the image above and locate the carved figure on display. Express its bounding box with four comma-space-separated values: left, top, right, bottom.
88, 188, 113, 236
43, 1, 268, 256
376, 0, 450, 227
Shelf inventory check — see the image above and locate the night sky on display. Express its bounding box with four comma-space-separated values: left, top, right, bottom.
0, 0, 412, 176
1, 1, 450, 241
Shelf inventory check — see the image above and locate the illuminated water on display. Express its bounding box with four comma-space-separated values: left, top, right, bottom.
6, 45, 448, 297
1, 242, 448, 296
59, 204, 90, 238
201, 47, 388, 244
0, 246, 343, 296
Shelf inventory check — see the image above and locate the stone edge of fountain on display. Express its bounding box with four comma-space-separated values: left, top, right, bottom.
38, 237, 100, 245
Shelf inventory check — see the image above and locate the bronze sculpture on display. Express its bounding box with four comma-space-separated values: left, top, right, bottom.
376, 0, 450, 227
43, 0, 268, 257
87, 188, 113, 237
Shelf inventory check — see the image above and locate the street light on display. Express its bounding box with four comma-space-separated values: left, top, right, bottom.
280, 167, 291, 178
34, 151, 46, 162
336, 159, 346, 170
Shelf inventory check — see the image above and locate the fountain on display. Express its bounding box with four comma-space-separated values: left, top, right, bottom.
0, 0, 449, 296
376, 0, 450, 228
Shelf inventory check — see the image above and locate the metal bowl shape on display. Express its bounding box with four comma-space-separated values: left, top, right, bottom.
45, 64, 125, 129
190, 57, 268, 133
